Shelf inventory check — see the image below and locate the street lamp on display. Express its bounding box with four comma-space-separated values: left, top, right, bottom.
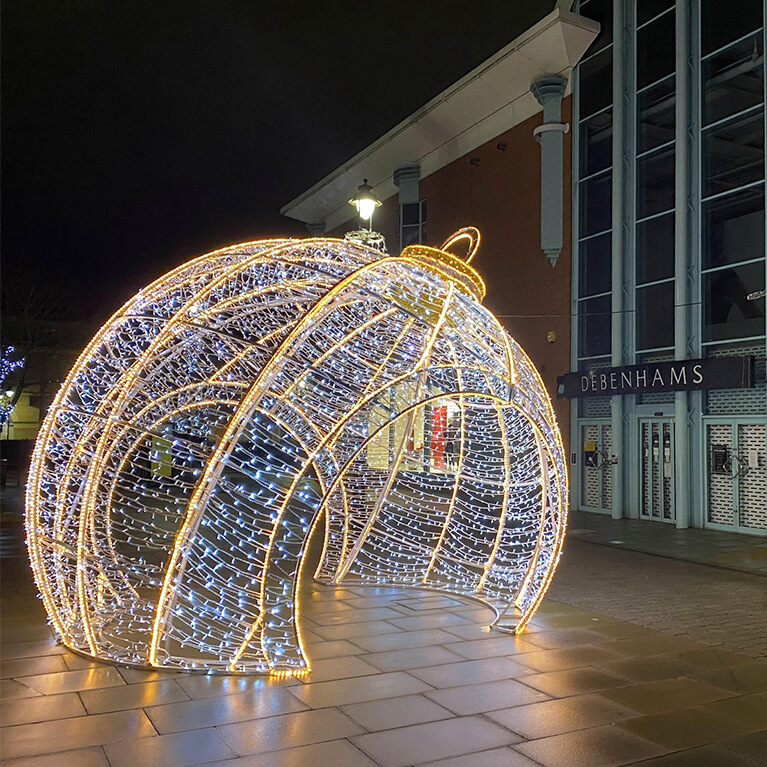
348, 179, 381, 230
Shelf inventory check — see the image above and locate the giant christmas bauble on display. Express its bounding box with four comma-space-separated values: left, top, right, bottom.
26, 228, 567, 674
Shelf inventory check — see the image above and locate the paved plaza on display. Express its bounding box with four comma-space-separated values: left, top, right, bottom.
2, 488, 767, 766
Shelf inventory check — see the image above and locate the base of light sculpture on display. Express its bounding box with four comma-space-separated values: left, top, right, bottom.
56, 581, 524, 676
26, 228, 567, 675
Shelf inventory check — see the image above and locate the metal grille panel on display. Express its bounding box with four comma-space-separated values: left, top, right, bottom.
650, 425, 661, 519
579, 360, 611, 418
641, 423, 649, 516
707, 423, 734, 526
738, 423, 767, 530
662, 422, 672, 520
641, 423, 654, 518
639, 390, 675, 405
581, 423, 601, 508
641, 420, 674, 521
582, 397, 611, 417
638, 352, 675, 405
706, 343, 766, 415
603, 425, 612, 508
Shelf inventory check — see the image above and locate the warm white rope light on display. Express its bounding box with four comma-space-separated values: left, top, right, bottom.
26, 228, 567, 676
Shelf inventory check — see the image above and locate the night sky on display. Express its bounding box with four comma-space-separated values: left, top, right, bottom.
3, 1, 551, 319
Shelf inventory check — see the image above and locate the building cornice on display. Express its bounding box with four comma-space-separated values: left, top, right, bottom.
281, 8, 599, 231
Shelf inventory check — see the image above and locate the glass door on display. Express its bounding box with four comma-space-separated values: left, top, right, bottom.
579, 421, 612, 512
706, 420, 767, 533
640, 418, 675, 522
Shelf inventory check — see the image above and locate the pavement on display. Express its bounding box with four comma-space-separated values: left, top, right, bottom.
552, 513, 767, 661
567, 510, 767, 578
2, 487, 767, 767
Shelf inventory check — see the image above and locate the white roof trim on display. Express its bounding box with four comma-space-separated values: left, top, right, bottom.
281, 8, 599, 231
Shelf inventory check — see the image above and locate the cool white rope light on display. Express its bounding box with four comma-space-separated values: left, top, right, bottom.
26, 228, 568, 675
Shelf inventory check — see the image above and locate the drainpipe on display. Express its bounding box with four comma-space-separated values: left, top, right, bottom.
393, 164, 420, 205
531, 75, 569, 267
393, 163, 421, 250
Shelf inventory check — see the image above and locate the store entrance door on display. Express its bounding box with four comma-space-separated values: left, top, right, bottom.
640, 418, 675, 523
705, 421, 767, 533
579, 422, 612, 513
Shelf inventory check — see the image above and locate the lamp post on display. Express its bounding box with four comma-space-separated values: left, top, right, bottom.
345, 179, 386, 252
348, 179, 381, 231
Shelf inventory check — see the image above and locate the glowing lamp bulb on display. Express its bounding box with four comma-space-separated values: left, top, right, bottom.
349, 179, 381, 223
356, 197, 376, 221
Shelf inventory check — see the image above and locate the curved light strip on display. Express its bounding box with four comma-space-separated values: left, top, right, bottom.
26, 231, 568, 675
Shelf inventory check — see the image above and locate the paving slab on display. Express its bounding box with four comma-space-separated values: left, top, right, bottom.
0, 691, 86, 726
513, 724, 669, 767
626, 744, 767, 766
2, 747, 110, 767
485, 692, 638, 739
420, 748, 541, 767
424, 677, 550, 714
217, 707, 364, 755
351, 715, 520, 767
286, 670, 431, 708
341, 692, 454, 731
203, 739, 379, 767
145, 687, 308, 733
104, 729, 236, 767
0, 709, 156, 760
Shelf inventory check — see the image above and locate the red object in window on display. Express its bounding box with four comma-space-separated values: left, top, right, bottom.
431, 406, 447, 469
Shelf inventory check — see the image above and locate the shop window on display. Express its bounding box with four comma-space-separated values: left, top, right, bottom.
579, 47, 612, 119
578, 294, 612, 358
703, 185, 765, 269
579, 232, 611, 298
637, 76, 675, 154
637, 0, 674, 26
580, 109, 612, 177
637, 281, 675, 350
400, 200, 426, 249
704, 261, 766, 342
701, 0, 763, 57
702, 110, 764, 198
637, 146, 675, 219
637, 212, 675, 284
579, 170, 612, 237
579, 0, 613, 55
637, 10, 675, 90
702, 33, 764, 127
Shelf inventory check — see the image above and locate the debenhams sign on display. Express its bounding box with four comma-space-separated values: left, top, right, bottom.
557, 356, 754, 399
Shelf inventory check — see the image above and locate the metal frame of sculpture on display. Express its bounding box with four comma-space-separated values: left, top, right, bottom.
26, 228, 568, 675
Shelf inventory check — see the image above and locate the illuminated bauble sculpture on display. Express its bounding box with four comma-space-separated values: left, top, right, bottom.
26, 228, 567, 675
